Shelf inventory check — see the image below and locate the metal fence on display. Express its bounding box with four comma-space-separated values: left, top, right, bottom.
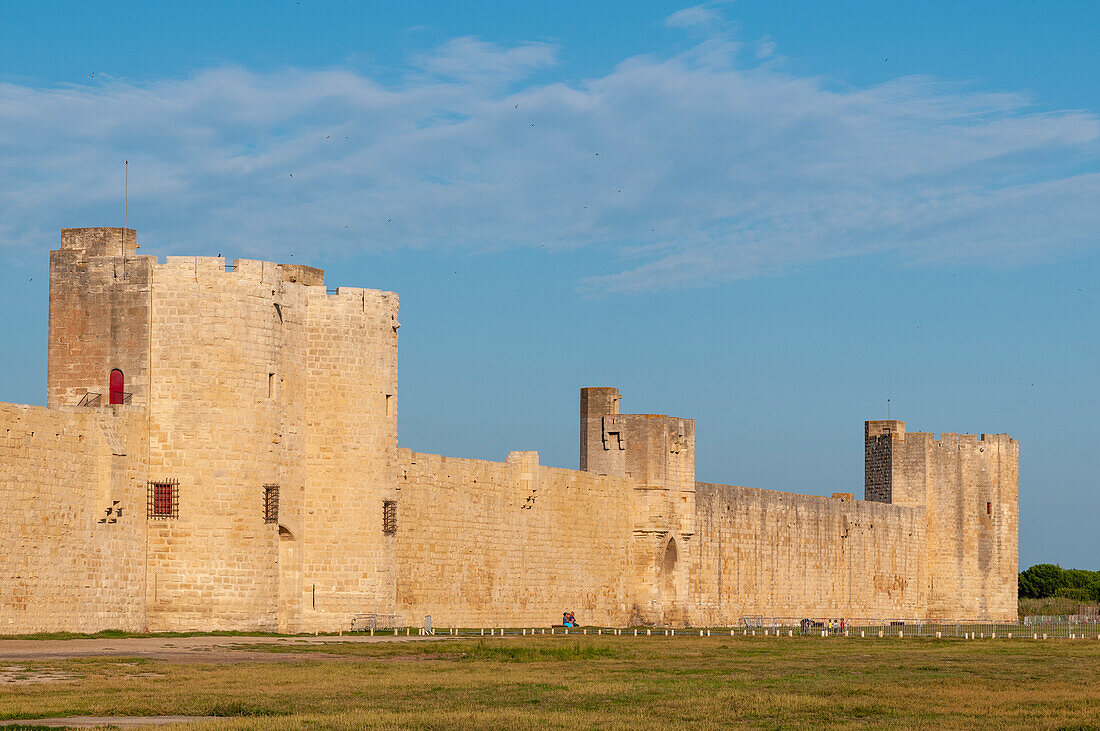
735, 616, 1100, 639
346, 619, 1100, 640
350, 613, 402, 632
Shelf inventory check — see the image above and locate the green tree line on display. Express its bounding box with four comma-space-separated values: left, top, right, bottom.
1018, 564, 1100, 602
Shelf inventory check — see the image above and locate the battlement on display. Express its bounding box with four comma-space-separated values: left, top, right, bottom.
866, 419, 1016, 450
147, 256, 397, 305
60, 227, 138, 257
50, 234, 402, 307
894, 430, 1018, 452
158, 256, 324, 286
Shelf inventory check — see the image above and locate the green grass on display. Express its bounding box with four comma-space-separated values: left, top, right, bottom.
1, 636, 1098, 729
0, 629, 328, 641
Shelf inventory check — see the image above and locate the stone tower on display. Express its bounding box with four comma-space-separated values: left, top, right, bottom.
48, 228, 151, 409
580, 387, 695, 625
865, 420, 1019, 619
47, 228, 401, 632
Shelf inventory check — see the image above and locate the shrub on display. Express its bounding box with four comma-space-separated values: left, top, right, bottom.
1054, 586, 1091, 602
1063, 569, 1100, 590
1018, 564, 1064, 598
1018, 596, 1081, 619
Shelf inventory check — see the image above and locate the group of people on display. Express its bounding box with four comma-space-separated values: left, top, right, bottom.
799, 618, 847, 635
562, 611, 577, 627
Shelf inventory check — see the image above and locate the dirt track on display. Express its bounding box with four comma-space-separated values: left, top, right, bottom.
0, 633, 444, 663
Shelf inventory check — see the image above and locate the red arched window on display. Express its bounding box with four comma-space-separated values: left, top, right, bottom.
109, 369, 125, 405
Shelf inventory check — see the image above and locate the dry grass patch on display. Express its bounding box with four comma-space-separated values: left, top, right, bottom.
0, 636, 1097, 729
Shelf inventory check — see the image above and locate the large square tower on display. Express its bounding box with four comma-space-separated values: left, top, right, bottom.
48, 228, 401, 632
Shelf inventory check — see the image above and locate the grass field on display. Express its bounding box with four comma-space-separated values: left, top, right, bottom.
1, 635, 1099, 729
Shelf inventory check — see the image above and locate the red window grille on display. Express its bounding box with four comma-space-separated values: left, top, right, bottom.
109, 369, 125, 405
148, 479, 179, 519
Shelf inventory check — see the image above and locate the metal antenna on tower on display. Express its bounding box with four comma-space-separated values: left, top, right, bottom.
887, 398, 891, 419
124, 161, 128, 230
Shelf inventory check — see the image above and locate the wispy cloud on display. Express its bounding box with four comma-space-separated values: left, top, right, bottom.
665, 3, 728, 30
0, 17, 1097, 293
413, 36, 559, 83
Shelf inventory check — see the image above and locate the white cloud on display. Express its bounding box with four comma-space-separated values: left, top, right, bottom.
414, 36, 559, 82
665, 4, 726, 29
0, 25, 1097, 293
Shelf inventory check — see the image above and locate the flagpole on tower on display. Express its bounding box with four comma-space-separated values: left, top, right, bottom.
124, 161, 128, 230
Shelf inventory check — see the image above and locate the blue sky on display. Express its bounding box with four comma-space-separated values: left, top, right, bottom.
1, 1, 1097, 568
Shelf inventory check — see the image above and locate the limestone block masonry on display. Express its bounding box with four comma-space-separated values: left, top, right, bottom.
0, 228, 1019, 633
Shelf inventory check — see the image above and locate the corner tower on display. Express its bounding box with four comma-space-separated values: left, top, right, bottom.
864, 419, 1019, 620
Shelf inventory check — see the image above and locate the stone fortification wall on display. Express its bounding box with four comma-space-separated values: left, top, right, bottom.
0, 229, 1020, 634
691, 484, 925, 624
0, 403, 147, 633
396, 450, 636, 627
